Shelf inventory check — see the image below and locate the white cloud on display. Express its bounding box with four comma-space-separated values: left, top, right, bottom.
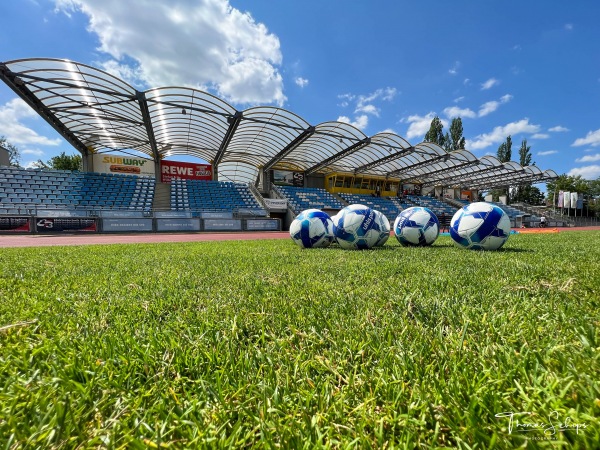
356, 104, 379, 116
549, 125, 569, 132
478, 94, 512, 117
337, 115, 368, 130
468, 119, 541, 150
377, 128, 397, 134
294, 77, 309, 88
531, 133, 550, 139
463, 78, 470, 85
55, 0, 286, 106
448, 61, 460, 75
565, 23, 573, 31
572, 129, 600, 147
537, 150, 558, 156
576, 153, 600, 163
443, 106, 476, 119
453, 96, 465, 103
481, 78, 499, 90
0, 98, 62, 147
22, 148, 46, 156
337, 93, 355, 108
403, 112, 447, 140
568, 165, 600, 179
354, 87, 397, 116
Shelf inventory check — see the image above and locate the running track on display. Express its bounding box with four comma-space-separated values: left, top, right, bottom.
1, 227, 599, 248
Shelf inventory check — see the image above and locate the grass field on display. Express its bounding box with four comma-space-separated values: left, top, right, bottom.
1, 232, 599, 449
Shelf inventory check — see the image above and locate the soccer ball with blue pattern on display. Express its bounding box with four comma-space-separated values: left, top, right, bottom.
373, 210, 390, 247
394, 207, 440, 246
334, 204, 381, 250
289, 209, 334, 248
450, 202, 511, 250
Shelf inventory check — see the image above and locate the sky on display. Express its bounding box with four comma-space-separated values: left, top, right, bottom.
1, 0, 599, 183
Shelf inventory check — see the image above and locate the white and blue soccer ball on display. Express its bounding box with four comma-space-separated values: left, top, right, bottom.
373, 210, 391, 247
450, 202, 511, 250
394, 207, 440, 246
334, 204, 381, 250
289, 209, 334, 249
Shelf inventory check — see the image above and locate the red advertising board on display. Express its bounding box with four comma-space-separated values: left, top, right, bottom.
161, 161, 212, 183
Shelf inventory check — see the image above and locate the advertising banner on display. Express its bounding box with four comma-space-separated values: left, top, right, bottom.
273, 170, 304, 186
97, 210, 145, 219
0, 217, 30, 233
203, 219, 242, 231
160, 161, 212, 183
263, 198, 287, 211
199, 211, 234, 219
245, 219, 281, 231
101, 218, 153, 232
93, 154, 155, 177
558, 191, 564, 207
36, 218, 97, 233
460, 190, 473, 201
563, 192, 570, 209
156, 218, 201, 232
570, 192, 578, 209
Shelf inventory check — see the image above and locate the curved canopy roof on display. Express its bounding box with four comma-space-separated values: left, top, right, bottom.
0, 58, 557, 188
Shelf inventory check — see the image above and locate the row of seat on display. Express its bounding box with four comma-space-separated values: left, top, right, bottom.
274, 186, 345, 212
0, 166, 155, 212
170, 179, 267, 216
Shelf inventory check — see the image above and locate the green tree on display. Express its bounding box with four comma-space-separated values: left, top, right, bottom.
496, 135, 512, 162
512, 139, 537, 203
491, 136, 513, 201
34, 152, 82, 171
0, 136, 21, 167
447, 117, 466, 151
424, 116, 445, 147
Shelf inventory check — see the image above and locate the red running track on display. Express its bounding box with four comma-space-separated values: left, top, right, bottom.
1, 227, 599, 248
0, 231, 291, 248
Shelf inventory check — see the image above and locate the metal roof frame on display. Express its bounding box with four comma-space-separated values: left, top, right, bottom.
0, 58, 558, 187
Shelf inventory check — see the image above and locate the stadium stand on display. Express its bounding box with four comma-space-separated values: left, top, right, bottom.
0, 165, 155, 214
338, 194, 400, 222
491, 201, 541, 224
405, 195, 457, 217
273, 186, 345, 213
170, 179, 267, 216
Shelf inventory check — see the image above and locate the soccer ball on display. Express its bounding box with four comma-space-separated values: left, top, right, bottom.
449, 202, 511, 250
334, 204, 381, 250
289, 209, 334, 248
373, 210, 390, 247
394, 207, 440, 246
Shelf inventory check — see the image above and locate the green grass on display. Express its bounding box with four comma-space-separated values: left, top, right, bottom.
1, 232, 599, 449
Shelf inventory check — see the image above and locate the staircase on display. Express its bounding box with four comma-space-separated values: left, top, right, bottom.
152, 182, 171, 211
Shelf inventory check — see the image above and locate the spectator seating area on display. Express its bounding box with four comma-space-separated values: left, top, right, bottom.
273, 186, 345, 213
405, 195, 457, 217
170, 179, 267, 216
0, 166, 154, 214
338, 194, 400, 222
492, 202, 541, 223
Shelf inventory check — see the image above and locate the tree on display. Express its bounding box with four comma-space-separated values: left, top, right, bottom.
491, 136, 513, 201
497, 135, 512, 162
447, 117, 466, 151
0, 136, 21, 167
424, 116, 445, 147
34, 152, 82, 171
511, 139, 537, 203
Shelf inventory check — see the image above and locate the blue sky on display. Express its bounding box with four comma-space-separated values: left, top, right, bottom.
1, 0, 599, 182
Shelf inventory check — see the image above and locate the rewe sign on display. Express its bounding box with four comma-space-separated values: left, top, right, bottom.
161, 161, 212, 182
